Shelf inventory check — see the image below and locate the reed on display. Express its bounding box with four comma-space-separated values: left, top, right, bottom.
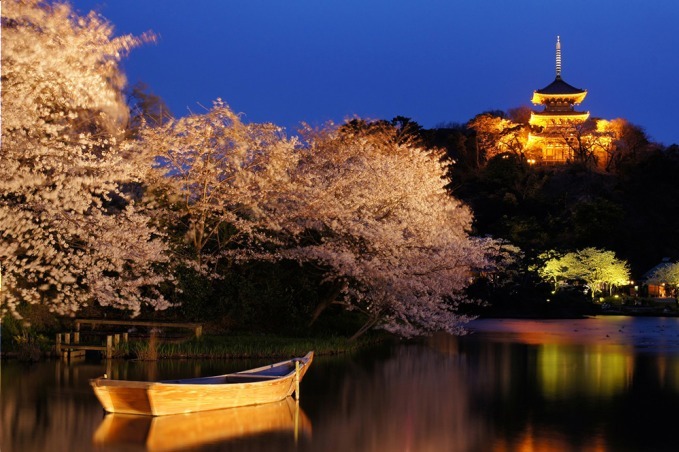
133, 331, 159, 360
128, 334, 382, 359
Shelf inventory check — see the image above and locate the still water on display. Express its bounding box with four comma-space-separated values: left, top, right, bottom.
4, 316, 679, 451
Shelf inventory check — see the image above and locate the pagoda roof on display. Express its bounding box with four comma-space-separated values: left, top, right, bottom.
529, 110, 590, 126
536, 76, 586, 95
531, 110, 589, 117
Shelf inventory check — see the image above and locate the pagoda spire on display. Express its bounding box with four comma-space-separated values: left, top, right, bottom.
556, 36, 562, 79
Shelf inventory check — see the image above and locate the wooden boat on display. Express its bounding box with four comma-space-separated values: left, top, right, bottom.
90, 351, 313, 416
92, 396, 312, 451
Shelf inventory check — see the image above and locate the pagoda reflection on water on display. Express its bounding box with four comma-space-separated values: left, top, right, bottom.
528, 36, 590, 164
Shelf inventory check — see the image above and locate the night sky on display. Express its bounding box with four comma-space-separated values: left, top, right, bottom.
72, 0, 679, 145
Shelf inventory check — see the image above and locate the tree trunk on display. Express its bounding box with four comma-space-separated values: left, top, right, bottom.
308, 282, 344, 326
348, 316, 379, 342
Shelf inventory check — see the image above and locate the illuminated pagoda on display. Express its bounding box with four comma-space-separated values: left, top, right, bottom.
528, 36, 589, 164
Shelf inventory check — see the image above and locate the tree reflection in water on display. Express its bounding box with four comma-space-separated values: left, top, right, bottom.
2, 360, 106, 452
300, 339, 486, 452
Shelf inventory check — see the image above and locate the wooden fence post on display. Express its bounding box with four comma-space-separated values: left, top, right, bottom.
74, 332, 80, 344
56, 333, 61, 355
123, 332, 128, 343
106, 335, 112, 359
195, 325, 202, 338
63, 333, 71, 361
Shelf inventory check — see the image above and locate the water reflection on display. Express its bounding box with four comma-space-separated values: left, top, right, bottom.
469, 316, 679, 351
464, 318, 679, 451
300, 343, 487, 452
0, 358, 305, 452
5, 317, 679, 451
93, 397, 311, 451
2, 360, 106, 452
537, 343, 634, 399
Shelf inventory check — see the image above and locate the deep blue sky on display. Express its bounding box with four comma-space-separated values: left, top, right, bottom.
73, 0, 678, 145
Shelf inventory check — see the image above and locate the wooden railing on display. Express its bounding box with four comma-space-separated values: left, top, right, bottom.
56, 319, 203, 360
74, 319, 202, 338
56, 331, 127, 360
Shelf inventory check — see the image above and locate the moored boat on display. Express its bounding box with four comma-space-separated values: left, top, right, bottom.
90, 351, 313, 416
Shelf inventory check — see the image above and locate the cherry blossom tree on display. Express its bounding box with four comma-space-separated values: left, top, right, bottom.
142, 107, 501, 338
1, 0, 171, 318
274, 122, 499, 338
140, 101, 300, 272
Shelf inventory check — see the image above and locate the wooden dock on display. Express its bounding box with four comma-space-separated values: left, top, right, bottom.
56, 319, 202, 360
56, 332, 127, 360
75, 319, 202, 338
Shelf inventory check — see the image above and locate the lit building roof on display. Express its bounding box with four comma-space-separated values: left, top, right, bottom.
535, 77, 586, 96
531, 37, 587, 105
529, 110, 590, 127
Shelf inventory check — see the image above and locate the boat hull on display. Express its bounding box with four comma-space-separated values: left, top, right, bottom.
90, 352, 313, 416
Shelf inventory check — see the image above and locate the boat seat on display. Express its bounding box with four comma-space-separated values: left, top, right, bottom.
158, 361, 305, 384
223, 374, 280, 382
248, 365, 296, 377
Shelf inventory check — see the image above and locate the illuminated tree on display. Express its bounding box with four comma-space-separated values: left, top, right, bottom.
551, 118, 650, 172
536, 251, 576, 291
144, 109, 501, 338
468, 113, 529, 164
127, 82, 174, 137
139, 101, 299, 272
507, 106, 533, 124
575, 248, 630, 297
537, 248, 630, 299
647, 262, 679, 288
595, 119, 652, 172
280, 121, 500, 338
1, 0, 170, 318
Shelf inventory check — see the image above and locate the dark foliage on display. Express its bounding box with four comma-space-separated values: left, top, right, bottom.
169, 260, 365, 337
421, 120, 679, 279
330, 115, 678, 315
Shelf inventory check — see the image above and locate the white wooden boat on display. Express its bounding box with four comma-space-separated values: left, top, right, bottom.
90, 351, 313, 416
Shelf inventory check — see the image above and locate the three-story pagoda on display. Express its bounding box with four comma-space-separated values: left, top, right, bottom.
528, 37, 589, 163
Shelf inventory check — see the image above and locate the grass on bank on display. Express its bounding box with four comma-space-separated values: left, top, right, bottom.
129, 333, 386, 360
1, 328, 389, 361
1, 308, 391, 361
2, 335, 388, 362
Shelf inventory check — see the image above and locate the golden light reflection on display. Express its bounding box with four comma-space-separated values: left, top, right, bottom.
538, 343, 634, 399
492, 420, 608, 452
92, 397, 311, 451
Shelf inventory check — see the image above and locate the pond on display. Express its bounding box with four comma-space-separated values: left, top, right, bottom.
3, 316, 679, 451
